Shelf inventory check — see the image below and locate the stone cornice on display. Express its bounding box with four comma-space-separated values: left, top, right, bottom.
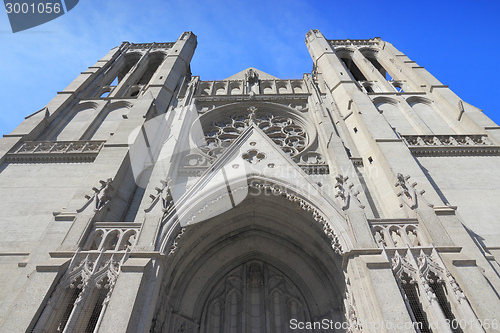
195, 94, 309, 103
128, 42, 174, 50
6, 140, 105, 163
328, 38, 381, 47
402, 134, 500, 157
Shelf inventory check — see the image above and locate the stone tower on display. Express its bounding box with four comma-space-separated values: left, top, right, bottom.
0, 30, 499, 332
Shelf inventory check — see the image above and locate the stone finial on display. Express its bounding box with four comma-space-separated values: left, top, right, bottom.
77, 178, 114, 213
145, 178, 173, 213
334, 174, 365, 210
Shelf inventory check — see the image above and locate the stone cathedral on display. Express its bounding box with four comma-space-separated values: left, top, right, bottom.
0, 30, 499, 333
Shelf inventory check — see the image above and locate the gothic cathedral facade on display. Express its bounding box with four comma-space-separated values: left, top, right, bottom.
0, 30, 499, 332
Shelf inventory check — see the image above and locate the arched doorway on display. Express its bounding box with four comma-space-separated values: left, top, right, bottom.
150, 187, 347, 332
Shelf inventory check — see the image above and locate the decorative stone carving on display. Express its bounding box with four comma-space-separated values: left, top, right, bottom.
183, 153, 208, 167
179, 181, 344, 254
145, 178, 173, 213
33, 252, 124, 332
370, 219, 425, 248
294, 152, 330, 174
129, 42, 174, 50
334, 174, 365, 210
402, 134, 500, 156
248, 182, 344, 254
167, 227, 186, 256
77, 178, 114, 213
391, 251, 419, 284
178, 153, 209, 176
344, 278, 362, 333
83, 223, 140, 251
7, 140, 105, 163
199, 108, 308, 159
201, 261, 308, 333
329, 38, 380, 47
417, 253, 467, 303
242, 149, 266, 164
394, 173, 418, 210
246, 69, 259, 95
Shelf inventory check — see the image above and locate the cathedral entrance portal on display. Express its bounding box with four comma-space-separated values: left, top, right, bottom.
150, 191, 347, 333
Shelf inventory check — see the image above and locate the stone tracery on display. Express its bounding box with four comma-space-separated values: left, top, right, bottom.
201, 261, 309, 333
198, 107, 309, 159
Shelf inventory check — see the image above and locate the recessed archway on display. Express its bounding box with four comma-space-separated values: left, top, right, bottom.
150, 190, 347, 332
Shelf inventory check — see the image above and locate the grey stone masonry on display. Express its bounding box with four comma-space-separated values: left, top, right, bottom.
0, 30, 499, 333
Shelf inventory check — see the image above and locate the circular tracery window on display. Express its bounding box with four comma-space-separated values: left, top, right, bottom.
196, 106, 309, 159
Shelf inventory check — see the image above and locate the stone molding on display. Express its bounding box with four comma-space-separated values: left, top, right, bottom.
83, 223, 140, 252
402, 134, 500, 156
328, 38, 381, 47
369, 218, 427, 248
128, 42, 174, 50
6, 140, 105, 163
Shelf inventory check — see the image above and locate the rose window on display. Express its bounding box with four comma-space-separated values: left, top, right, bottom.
198, 109, 308, 159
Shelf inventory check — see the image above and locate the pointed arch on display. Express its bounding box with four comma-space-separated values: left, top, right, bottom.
148, 175, 350, 332
157, 175, 352, 255
85, 101, 133, 140
137, 51, 167, 85
50, 101, 100, 141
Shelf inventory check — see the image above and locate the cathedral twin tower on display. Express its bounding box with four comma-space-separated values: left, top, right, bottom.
0, 30, 499, 332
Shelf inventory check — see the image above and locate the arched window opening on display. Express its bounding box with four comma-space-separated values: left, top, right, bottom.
373, 227, 387, 247
393, 82, 405, 93
231, 86, 241, 95
199, 83, 211, 95
137, 53, 165, 85
74, 276, 111, 333
42, 276, 84, 333
292, 84, 303, 93
271, 291, 284, 331
215, 85, 226, 95
109, 77, 118, 87
363, 83, 374, 93
207, 300, 223, 333
427, 272, 463, 333
201, 261, 312, 333
365, 55, 388, 77
117, 53, 141, 84
400, 273, 433, 333
340, 57, 367, 81
225, 290, 242, 332
100, 91, 110, 98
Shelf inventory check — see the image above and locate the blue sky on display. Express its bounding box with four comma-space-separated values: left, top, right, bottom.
1, 1, 499, 136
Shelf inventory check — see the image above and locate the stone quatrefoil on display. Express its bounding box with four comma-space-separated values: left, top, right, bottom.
242, 149, 266, 164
